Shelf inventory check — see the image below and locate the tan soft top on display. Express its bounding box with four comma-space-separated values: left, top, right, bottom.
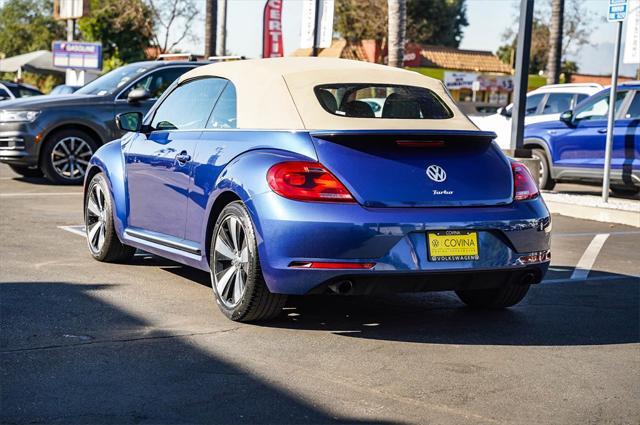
180, 57, 478, 131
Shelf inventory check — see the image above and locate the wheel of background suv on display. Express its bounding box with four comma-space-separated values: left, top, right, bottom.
455, 283, 530, 309
531, 148, 555, 190
8, 164, 43, 178
210, 201, 287, 322
85, 173, 135, 263
42, 129, 98, 184
610, 186, 640, 196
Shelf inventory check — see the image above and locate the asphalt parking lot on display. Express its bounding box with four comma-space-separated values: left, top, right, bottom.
1, 163, 638, 425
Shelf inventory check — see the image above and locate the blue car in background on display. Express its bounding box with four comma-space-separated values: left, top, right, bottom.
524, 81, 640, 195
84, 58, 551, 322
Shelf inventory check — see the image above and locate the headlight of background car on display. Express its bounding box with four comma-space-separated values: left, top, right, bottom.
0, 110, 41, 123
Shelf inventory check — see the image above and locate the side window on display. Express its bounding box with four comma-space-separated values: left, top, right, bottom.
121, 67, 190, 99
525, 94, 544, 116
574, 91, 627, 121
206, 83, 237, 129
18, 88, 41, 97
0, 87, 10, 100
575, 94, 589, 105
625, 92, 640, 119
542, 93, 574, 114
151, 78, 228, 131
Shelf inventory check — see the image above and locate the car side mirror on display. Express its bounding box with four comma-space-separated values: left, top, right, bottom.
559, 110, 574, 126
500, 107, 512, 118
116, 111, 143, 132
127, 88, 151, 103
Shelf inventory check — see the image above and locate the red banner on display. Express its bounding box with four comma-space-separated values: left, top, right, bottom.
262, 0, 284, 58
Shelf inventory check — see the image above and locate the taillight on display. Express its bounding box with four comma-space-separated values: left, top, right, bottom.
267, 161, 355, 203
512, 162, 539, 201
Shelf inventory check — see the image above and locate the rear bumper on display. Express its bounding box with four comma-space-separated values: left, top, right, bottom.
246, 191, 551, 295
307, 265, 548, 295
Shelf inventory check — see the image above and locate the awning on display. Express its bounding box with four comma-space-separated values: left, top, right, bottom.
0, 50, 64, 76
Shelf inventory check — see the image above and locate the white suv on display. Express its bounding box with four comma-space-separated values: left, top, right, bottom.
470, 83, 603, 149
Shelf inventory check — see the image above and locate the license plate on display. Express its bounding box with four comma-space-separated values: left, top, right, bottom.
428, 231, 479, 262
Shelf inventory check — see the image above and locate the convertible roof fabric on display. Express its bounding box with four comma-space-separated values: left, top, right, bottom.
181, 57, 478, 131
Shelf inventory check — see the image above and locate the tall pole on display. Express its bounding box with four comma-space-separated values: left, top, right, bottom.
509, 0, 534, 156
602, 21, 624, 202
311, 0, 322, 56
204, 0, 218, 58
216, 0, 227, 56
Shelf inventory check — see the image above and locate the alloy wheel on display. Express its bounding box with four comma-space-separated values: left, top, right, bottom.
51, 137, 93, 180
86, 183, 107, 253
212, 215, 249, 308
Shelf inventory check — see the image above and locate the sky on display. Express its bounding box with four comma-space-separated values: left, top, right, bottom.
173, 0, 639, 77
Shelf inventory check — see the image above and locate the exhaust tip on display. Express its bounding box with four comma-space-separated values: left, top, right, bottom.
520, 273, 536, 286
329, 280, 354, 295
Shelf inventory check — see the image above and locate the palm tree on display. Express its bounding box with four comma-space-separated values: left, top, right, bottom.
204, 0, 217, 58
216, 0, 227, 56
546, 0, 564, 84
387, 0, 406, 68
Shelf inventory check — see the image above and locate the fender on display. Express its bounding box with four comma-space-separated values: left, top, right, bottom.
37, 110, 110, 157
85, 137, 130, 238
523, 136, 555, 172
198, 147, 318, 262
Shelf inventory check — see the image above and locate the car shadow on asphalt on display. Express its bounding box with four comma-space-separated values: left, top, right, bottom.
0, 281, 399, 425
143, 258, 638, 347
259, 267, 639, 347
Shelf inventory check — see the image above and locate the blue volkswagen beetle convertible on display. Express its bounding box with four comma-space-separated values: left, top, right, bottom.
84, 58, 551, 322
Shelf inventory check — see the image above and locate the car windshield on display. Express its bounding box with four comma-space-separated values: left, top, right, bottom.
315, 84, 453, 119
75, 63, 153, 96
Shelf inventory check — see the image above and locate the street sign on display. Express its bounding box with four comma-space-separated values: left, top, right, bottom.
53, 0, 88, 20
608, 0, 628, 22
52, 41, 102, 71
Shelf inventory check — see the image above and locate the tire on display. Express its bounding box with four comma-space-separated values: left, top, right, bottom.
210, 201, 287, 322
455, 283, 530, 309
610, 186, 640, 196
85, 173, 135, 263
8, 164, 43, 178
42, 129, 99, 184
531, 149, 555, 190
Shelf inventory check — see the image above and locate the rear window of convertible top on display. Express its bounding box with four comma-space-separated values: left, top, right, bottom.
314, 84, 453, 119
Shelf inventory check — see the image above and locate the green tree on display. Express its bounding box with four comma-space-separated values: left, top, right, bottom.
78, 0, 154, 66
335, 0, 468, 48
406, 0, 468, 47
496, 0, 596, 75
0, 0, 65, 57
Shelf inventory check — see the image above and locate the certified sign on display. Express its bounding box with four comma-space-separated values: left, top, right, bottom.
608, 0, 628, 22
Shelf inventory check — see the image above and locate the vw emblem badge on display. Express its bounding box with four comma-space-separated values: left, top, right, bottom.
426, 164, 447, 182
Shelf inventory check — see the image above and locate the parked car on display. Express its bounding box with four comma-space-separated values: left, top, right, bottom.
524, 81, 640, 194
0, 60, 204, 182
49, 84, 80, 96
0, 81, 42, 101
84, 58, 551, 322
471, 83, 603, 149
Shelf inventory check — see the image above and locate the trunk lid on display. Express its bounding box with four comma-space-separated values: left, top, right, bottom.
310, 130, 513, 207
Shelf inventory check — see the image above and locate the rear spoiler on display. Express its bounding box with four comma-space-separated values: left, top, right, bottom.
308, 129, 497, 143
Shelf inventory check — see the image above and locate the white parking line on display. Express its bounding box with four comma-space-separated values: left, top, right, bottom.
58, 225, 86, 237
0, 192, 82, 197
570, 233, 610, 280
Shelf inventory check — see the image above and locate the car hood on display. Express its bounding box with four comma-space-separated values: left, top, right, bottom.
0, 94, 112, 109
525, 119, 566, 131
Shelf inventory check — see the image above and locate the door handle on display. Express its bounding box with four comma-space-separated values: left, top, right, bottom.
597, 128, 608, 134
175, 151, 191, 165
